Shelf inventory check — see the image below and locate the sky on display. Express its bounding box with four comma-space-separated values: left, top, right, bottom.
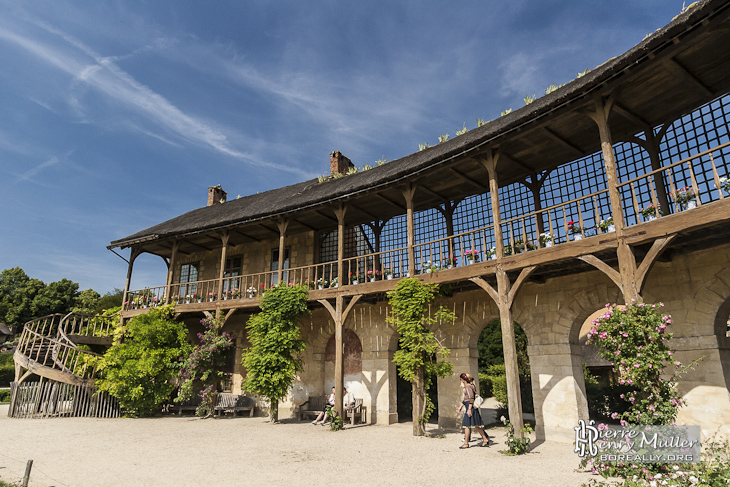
0, 0, 689, 294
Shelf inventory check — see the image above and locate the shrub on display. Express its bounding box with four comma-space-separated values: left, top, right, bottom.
0, 389, 11, 403
96, 306, 190, 416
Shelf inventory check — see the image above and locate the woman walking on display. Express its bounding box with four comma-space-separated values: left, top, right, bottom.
457, 372, 489, 448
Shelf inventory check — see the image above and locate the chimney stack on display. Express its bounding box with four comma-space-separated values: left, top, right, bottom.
330, 151, 354, 176
207, 184, 227, 206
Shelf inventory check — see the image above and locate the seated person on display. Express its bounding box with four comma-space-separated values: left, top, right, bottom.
312, 387, 336, 424
343, 387, 356, 412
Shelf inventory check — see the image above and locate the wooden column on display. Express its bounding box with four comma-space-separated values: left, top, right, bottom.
521, 172, 549, 244
277, 220, 289, 285
216, 232, 230, 317
164, 241, 179, 305
480, 151, 504, 258
478, 150, 525, 434
644, 129, 671, 216
121, 248, 141, 315
403, 185, 417, 275
319, 294, 361, 420
589, 96, 640, 302
436, 200, 460, 264
334, 206, 346, 286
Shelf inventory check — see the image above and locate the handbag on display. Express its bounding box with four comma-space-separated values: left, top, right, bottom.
474, 393, 484, 408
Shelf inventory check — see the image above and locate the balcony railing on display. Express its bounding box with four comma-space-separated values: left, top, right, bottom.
123, 141, 730, 312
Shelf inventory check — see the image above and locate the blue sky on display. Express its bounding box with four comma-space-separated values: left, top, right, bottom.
0, 0, 687, 294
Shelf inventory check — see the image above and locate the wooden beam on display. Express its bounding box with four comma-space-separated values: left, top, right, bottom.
418, 184, 448, 202
578, 254, 623, 293
348, 204, 378, 221
664, 57, 714, 98
613, 102, 651, 129
635, 235, 677, 293
374, 193, 406, 211
258, 223, 279, 235
449, 167, 489, 192
231, 229, 260, 242
291, 218, 317, 232
540, 127, 585, 158
314, 210, 339, 224
507, 266, 537, 308
186, 241, 214, 252
469, 276, 499, 305
499, 153, 534, 175
342, 294, 362, 323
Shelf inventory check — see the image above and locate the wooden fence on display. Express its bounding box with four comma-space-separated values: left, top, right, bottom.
8, 380, 120, 419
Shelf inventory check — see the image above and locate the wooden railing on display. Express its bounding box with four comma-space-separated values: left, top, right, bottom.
123, 141, 730, 311
618, 141, 730, 225
60, 312, 115, 338
16, 322, 101, 380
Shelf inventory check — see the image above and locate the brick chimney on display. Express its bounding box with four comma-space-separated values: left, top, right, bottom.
330, 151, 354, 176
207, 184, 227, 206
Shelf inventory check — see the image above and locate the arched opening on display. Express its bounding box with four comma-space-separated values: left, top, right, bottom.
577, 308, 632, 423
477, 319, 532, 420
395, 348, 441, 424
324, 329, 364, 398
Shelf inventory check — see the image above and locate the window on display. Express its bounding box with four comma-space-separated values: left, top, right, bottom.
271, 247, 290, 285
224, 256, 242, 293
179, 262, 199, 297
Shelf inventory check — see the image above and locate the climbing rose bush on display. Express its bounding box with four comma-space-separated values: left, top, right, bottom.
585, 301, 684, 426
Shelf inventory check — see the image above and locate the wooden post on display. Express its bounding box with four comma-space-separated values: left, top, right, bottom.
164, 241, 178, 305
277, 220, 289, 285
334, 206, 346, 286
319, 294, 361, 421
478, 149, 524, 434
480, 151, 504, 258
216, 232, 230, 319
121, 248, 140, 314
21, 459, 33, 487
644, 130, 671, 216
589, 96, 640, 302
403, 185, 417, 275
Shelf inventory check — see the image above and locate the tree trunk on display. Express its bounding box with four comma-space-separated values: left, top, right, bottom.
270, 398, 279, 423
412, 365, 425, 436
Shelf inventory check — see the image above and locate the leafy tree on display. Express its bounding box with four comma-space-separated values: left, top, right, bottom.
0, 267, 45, 330
176, 316, 233, 417
93, 288, 124, 313
242, 283, 309, 423
477, 319, 529, 374
96, 306, 190, 416
388, 278, 454, 436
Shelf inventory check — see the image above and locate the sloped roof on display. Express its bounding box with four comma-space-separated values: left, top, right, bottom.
110, 0, 730, 250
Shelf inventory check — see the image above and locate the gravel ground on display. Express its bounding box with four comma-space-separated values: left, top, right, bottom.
0, 404, 594, 487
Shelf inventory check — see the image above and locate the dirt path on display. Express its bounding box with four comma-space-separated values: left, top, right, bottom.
0, 406, 593, 487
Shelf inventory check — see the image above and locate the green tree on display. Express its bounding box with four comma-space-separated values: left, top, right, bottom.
388, 278, 454, 436
96, 306, 190, 416
242, 283, 309, 423
0, 267, 45, 330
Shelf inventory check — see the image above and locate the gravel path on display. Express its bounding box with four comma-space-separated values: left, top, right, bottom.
0, 405, 593, 487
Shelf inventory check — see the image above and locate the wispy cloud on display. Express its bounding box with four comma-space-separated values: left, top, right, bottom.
15, 156, 59, 183
0, 19, 312, 178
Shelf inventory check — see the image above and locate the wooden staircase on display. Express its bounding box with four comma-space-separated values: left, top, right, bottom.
8, 313, 120, 418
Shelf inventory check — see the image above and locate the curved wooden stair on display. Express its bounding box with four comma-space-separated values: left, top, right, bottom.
8, 313, 120, 418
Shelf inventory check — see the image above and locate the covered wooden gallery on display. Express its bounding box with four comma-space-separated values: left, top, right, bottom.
110, 0, 730, 441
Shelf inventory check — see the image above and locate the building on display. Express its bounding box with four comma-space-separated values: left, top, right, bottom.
101, 0, 728, 441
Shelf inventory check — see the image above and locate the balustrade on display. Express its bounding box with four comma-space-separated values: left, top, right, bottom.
123, 140, 730, 312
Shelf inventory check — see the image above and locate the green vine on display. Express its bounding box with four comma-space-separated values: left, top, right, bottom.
325, 405, 343, 431
387, 278, 455, 436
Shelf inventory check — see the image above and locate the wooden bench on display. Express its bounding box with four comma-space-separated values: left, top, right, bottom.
214, 393, 255, 417
346, 398, 367, 425
298, 395, 327, 421
174, 395, 202, 415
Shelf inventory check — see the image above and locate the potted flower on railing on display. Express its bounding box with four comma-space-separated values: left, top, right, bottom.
190, 293, 200, 303
246, 286, 257, 298
486, 247, 497, 260
567, 221, 582, 240
151, 296, 160, 308
540, 232, 553, 247
350, 272, 359, 285
640, 204, 662, 221
597, 217, 615, 233
330, 277, 339, 288
208, 291, 217, 302
316, 277, 328, 290
464, 249, 480, 263
367, 270, 381, 282
672, 186, 697, 210
185, 295, 192, 304
442, 255, 457, 269
383, 268, 393, 280
231, 289, 241, 299
717, 176, 730, 195
423, 261, 440, 273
